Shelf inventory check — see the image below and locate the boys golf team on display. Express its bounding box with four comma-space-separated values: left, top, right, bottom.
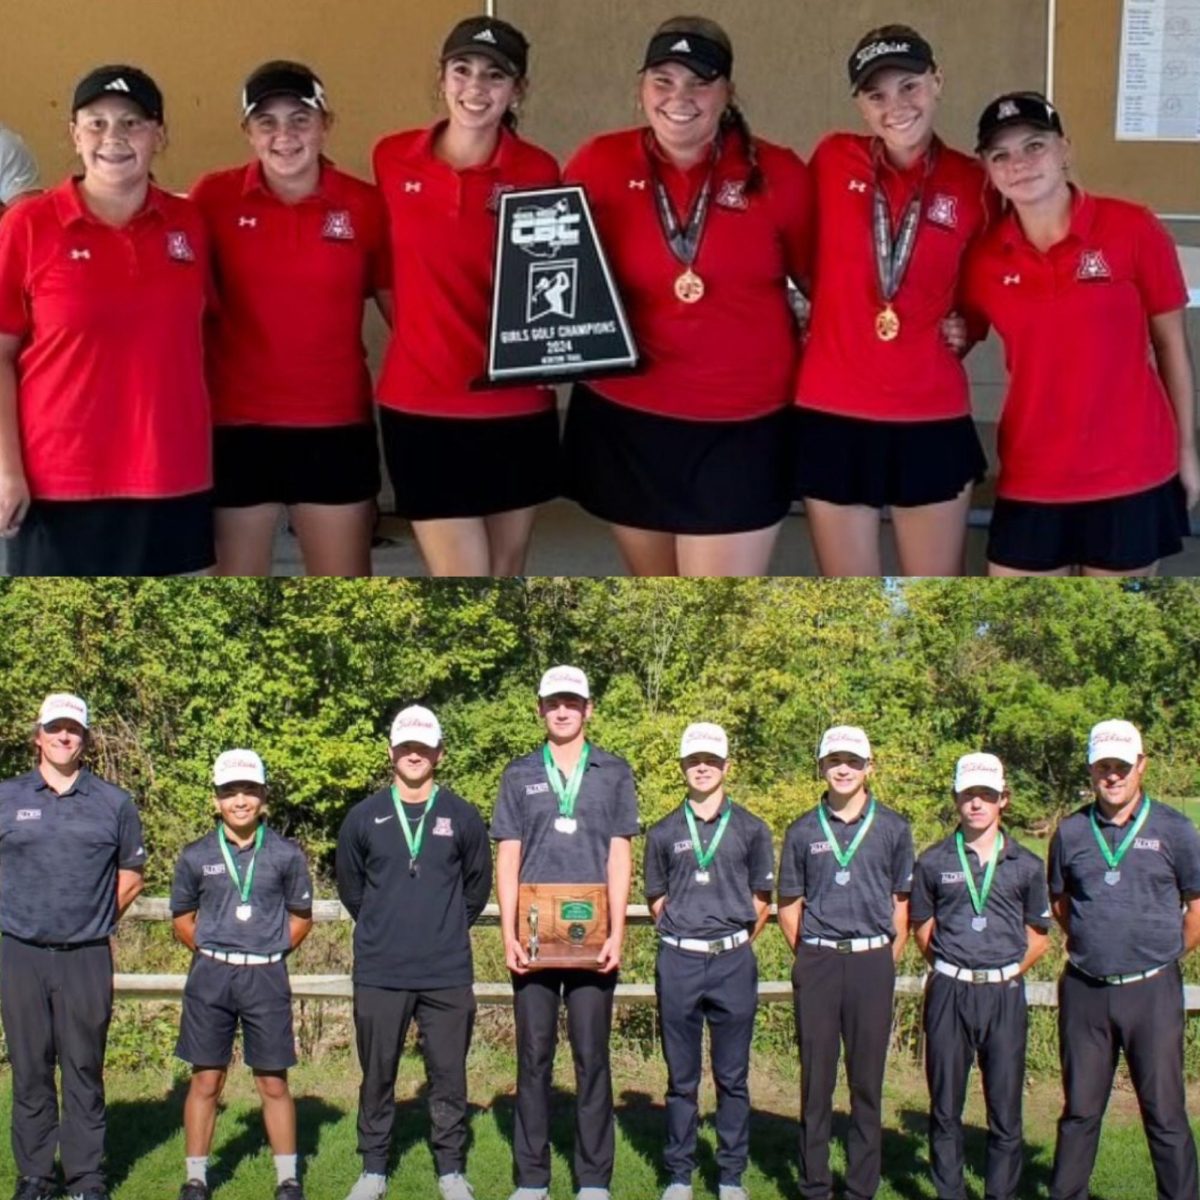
1, 679, 1197, 1200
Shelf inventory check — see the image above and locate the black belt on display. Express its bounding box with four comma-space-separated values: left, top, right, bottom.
6, 934, 110, 952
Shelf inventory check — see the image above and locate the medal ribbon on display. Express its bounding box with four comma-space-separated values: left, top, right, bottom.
871, 141, 938, 305
542, 742, 591, 819
1090, 795, 1151, 870
817, 796, 876, 869
217, 823, 264, 903
684, 799, 733, 871
392, 784, 440, 867
646, 132, 718, 270
955, 829, 1004, 915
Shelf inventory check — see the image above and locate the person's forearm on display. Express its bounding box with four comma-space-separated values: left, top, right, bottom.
1182, 905, 1200, 955
116, 870, 144, 919
1019, 927, 1051, 974
289, 912, 314, 950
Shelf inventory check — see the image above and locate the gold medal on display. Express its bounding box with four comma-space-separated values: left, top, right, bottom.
674, 269, 705, 304
875, 304, 900, 341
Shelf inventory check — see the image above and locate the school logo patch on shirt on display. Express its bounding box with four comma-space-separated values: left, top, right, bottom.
202, 863, 227, 876
716, 180, 749, 210
525, 782, 550, 795
1077, 250, 1111, 281
673, 839, 694, 855
15, 809, 41, 821
322, 210, 355, 241
809, 840, 832, 855
166, 231, 195, 262
433, 817, 454, 837
926, 193, 958, 228
941, 870, 966, 884
1134, 837, 1161, 852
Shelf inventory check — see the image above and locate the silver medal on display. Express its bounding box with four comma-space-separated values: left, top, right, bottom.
694, 870, 711, 885
235, 904, 252, 922
971, 915, 987, 932
554, 816, 577, 835
834, 870, 851, 886
1104, 870, 1121, 886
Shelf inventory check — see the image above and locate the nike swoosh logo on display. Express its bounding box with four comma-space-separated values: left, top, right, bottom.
374, 815, 394, 824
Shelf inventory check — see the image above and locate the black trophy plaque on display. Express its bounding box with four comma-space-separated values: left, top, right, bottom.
485, 185, 637, 385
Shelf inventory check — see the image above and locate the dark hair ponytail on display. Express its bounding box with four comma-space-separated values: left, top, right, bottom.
720, 103, 762, 194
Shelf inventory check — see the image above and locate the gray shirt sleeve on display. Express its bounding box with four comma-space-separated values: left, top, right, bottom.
1023, 856, 1052, 931
489, 767, 524, 841
892, 819, 915, 894
116, 797, 146, 871
284, 843, 314, 911
612, 762, 641, 838
908, 854, 935, 924
1173, 816, 1200, 896
749, 820, 776, 893
170, 850, 200, 916
778, 824, 806, 898
0, 127, 39, 205
1047, 827, 1065, 896
644, 827, 668, 900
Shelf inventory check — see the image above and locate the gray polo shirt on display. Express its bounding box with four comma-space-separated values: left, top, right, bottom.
644, 799, 776, 941
491, 743, 640, 883
778, 794, 913, 941
171, 824, 312, 956
0, 767, 146, 943
1049, 797, 1200, 977
910, 831, 1050, 969
0, 124, 38, 205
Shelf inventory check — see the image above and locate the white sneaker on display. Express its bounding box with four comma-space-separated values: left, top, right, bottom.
344, 1175, 387, 1200
576, 1190, 611, 1200
507, 1190, 549, 1200
719, 1186, 748, 1200
438, 1176, 475, 1200
661, 1185, 693, 1200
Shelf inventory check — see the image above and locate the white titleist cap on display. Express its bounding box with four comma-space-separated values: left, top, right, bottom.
213, 749, 266, 787
538, 665, 589, 700
954, 752, 1006, 793
818, 725, 871, 761
680, 722, 729, 760
389, 705, 443, 748
1088, 719, 1143, 765
38, 693, 89, 729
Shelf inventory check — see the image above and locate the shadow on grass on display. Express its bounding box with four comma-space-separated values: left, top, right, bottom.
105, 1078, 189, 1192
208, 1094, 344, 1186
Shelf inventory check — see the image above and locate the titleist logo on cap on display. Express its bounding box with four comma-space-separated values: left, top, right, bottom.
856, 40, 910, 68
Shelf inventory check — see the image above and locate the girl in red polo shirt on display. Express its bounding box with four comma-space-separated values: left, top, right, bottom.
192, 61, 391, 577
564, 16, 813, 577
373, 16, 560, 577
0, 65, 212, 576
794, 25, 991, 577
964, 93, 1197, 576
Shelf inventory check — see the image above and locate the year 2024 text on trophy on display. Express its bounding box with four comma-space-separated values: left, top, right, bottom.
517, 883, 609, 969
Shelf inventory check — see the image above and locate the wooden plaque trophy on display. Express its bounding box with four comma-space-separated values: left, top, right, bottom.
517, 883, 608, 969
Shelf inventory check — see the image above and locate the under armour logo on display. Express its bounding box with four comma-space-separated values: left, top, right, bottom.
238, 216, 257, 228
474, 28, 498, 43
628, 179, 646, 190
104, 78, 131, 93
1003, 274, 1021, 285
404, 181, 422, 193
70, 248, 91, 260
848, 180, 868, 193
670, 38, 692, 52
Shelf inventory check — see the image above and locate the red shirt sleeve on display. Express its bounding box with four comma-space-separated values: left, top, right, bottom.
364, 184, 392, 294
0, 201, 32, 337
771, 146, 814, 285
1134, 207, 1188, 316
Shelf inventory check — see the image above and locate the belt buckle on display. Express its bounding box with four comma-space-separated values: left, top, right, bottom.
972, 970, 989, 985
836, 939, 852, 954
707, 939, 724, 954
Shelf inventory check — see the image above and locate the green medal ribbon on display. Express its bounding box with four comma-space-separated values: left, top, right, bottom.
1090, 794, 1151, 871
217, 823, 264, 903
392, 784, 440, 869
684, 799, 733, 872
955, 829, 1004, 915
542, 741, 591, 819
817, 796, 876, 868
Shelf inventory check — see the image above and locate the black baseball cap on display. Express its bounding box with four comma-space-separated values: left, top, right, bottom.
441, 16, 529, 78
641, 30, 732, 81
976, 92, 1064, 151
72, 65, 164, 122
847, 30, 936, 93
242, 62, 328, 119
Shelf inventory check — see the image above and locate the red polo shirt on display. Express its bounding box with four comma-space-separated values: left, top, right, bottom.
565, 128, 812, 421
0, 178, 210, 500
373, 122, 559, 419
796, 133, 991, 422
192, 161, 389, 427
961, 190, 1185, 503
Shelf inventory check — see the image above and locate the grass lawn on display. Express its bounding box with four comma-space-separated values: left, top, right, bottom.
1, 1046, 1195, 1200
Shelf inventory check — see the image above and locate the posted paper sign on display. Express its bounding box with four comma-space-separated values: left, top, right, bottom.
1117, 0, 1200, 140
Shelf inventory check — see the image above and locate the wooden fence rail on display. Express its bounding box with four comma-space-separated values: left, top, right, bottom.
120, 899, 1200, 1010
